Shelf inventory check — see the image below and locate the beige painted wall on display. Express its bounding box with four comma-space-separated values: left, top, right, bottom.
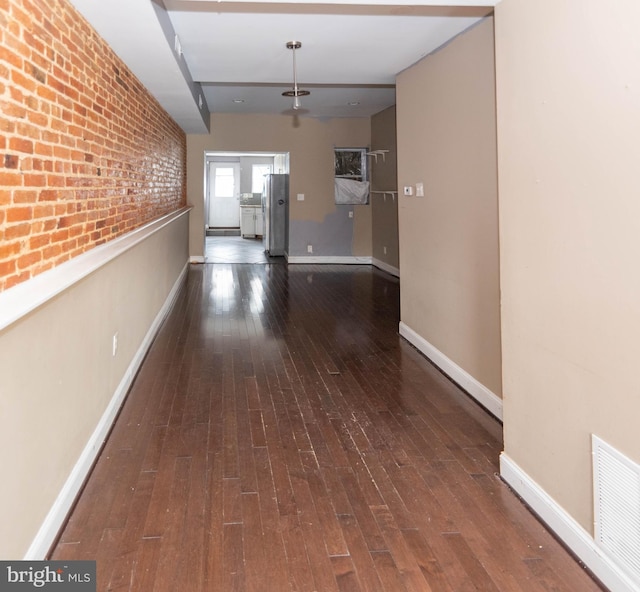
0, 213, 189, 558
496, 0, 640, 531
371, 106, 399, 271
187, 114, 371, 259
396, 17, 502, 396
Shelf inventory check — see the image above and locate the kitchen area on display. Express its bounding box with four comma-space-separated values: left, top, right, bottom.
205, 152, 290, 262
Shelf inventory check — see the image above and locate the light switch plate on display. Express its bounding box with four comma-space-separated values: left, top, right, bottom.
416, 182, 424, 197
297, 194, 305, 201
403, 186, 413, 196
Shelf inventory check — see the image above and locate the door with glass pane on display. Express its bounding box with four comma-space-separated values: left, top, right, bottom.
208, 162, 240, 228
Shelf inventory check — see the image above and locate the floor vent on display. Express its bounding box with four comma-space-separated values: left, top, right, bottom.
592, 435, 640, 587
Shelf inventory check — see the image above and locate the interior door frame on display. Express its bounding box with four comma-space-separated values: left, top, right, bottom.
203, 151, 290, 234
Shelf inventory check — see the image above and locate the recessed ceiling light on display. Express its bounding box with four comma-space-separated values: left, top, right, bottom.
348, 101, 360, 106
232, 99, 245, 104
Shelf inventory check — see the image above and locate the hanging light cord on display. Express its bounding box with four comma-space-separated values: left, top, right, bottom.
292, 44, 299, 96
282, 41, 310, 110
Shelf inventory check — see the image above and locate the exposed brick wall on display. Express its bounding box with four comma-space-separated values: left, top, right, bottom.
0, 0, 187, 291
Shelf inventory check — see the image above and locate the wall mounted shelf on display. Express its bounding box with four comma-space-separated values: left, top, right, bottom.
366, 150, 389, 164
371, 190, 397, 201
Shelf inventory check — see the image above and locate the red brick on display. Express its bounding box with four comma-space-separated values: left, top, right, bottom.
46, 174, 65, 187
0, 241, 21, 260
17, 119, 43, 138
4, 222, 30, 240
0, 101, 27, 119
0, 171, 22, 186
4, 154, 19, 168
23, 31, 45, 57
0, 260, 17, 277
12, 190, 37, 203
29, 63, 47, 84
0, 45, 23, 69
9, 85, 24, 103
68, 224, 83, 238
17, 250, 42, 270
36, 84, 56, 101
38, 190, 58, 201
29, 234, 50, 249
9, 137, 34, 154
51, 229, 69, 242
43, 244, 62, 259
11, 68, 36, 93
42, 218, 57, 231
34, 203, 54, 217
27, 110, 48, 127
7, 206, 33, 222
22, 174, 46, 187
35, 143, 53, 157
0, 117, 15, 134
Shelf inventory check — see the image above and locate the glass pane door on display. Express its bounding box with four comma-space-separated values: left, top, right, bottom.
208, 163, 240, 228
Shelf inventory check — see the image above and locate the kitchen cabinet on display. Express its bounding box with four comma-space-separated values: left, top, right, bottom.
255, 208, 264, 236
240, 206, 263, 238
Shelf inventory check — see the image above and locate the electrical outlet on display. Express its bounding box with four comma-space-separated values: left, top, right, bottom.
112, 332, 118, 357
307, 244, 313, 253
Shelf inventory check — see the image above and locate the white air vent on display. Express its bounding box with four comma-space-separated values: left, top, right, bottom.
592, 435, 640, 586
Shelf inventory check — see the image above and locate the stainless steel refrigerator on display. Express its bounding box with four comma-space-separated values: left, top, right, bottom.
262, 174, 289, 257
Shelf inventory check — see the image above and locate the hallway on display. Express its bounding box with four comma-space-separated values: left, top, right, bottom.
51, 263, 603, 591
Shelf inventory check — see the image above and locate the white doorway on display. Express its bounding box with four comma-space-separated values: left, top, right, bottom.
208, 162, 240, 228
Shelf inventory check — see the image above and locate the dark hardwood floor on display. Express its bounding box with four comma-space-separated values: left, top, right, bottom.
51, 261, 604, 591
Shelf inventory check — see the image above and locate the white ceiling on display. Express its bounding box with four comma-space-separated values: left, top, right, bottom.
69, 0, 495, 133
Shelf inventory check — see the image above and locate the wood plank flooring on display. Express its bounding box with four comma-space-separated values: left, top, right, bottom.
51, 263, 605, 591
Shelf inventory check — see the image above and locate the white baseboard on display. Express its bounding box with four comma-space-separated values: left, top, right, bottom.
372, 258, 400, 277
24, 261, 189, 560
287, 255, 373, 265
500, 453, 639, 592
190, 255, 205, 264
398, 321, 503, 421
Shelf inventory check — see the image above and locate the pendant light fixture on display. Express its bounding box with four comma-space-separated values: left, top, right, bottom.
282, 41, 310, 110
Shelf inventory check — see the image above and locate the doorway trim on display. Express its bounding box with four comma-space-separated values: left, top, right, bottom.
203, 151, 290, 260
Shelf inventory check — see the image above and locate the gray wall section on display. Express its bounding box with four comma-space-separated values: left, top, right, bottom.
289, 206, 355, 257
